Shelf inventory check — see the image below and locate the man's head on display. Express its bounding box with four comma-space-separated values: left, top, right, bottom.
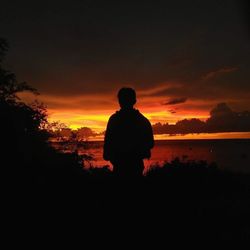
117, 87, 136, 109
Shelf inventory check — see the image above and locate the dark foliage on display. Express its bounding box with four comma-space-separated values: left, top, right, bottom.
0, 39, 83, 180
6, 156, 249, 246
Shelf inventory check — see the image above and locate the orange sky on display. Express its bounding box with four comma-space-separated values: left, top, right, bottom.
17, 83, 250, 140
46, 106, 209, 132
19, 89, 211, 132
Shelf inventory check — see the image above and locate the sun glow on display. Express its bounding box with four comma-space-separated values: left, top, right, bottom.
47, 110, 112, 132
46, 107, 250, 140
47, 107, 210, 133
18, 91, 250, 139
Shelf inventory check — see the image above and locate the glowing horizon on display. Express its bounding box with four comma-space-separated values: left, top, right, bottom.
46, 108, 250, 141
47, 108, 210, 133
18, 89, 250, 138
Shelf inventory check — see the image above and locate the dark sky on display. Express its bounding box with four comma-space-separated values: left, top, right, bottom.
1, 0, 250, 129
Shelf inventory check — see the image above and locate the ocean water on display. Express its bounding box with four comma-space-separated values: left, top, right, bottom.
52, 139, 250, 174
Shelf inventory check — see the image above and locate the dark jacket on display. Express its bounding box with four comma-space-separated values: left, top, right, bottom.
103, 109, 154, 162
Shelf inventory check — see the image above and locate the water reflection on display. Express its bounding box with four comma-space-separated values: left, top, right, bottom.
52, 139, 250, 173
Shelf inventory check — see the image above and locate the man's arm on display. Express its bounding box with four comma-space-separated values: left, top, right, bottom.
103, 116, 114, 161
140, 117, 154, 159
146, 119, 154, 150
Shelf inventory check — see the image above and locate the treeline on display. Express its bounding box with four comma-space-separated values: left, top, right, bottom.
0, 38, 84, 175
47, 123, 98, 141
152, 103, 250, 135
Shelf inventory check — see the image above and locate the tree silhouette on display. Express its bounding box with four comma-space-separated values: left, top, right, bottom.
0, 38, 85, 190
76, 127, 96, 141
0, 38, 50, 170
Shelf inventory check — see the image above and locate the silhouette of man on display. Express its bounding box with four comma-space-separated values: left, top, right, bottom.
103, 87, 154, 177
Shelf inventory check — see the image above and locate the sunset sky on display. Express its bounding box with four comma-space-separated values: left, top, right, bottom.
1, 0, 250, 133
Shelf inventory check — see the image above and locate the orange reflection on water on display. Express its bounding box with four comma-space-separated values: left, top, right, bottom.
154, 132, 250, 140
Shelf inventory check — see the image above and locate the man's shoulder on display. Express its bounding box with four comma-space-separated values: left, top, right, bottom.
108, 109, 151, 124
108, 111, 120, 122
136, 110, 151, 124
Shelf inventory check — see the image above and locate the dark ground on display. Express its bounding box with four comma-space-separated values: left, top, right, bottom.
3, 155, 250, 247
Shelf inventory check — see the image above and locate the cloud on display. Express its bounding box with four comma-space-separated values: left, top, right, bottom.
153, 103, 250, 134
168, 109, 177, 114
202, 67, 238, 80
163, 97, 187, 105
